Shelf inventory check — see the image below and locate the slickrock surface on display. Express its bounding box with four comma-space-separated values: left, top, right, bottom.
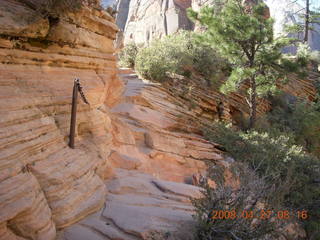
1, 1, 318, 240
0, 1, 120, 239
0, 2, 224, 238
58, 169, 201, 240
57, 68, 237, 240
109, 69, 223, 183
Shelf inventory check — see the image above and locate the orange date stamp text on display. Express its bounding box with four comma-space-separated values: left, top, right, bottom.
210, 210, 308, 220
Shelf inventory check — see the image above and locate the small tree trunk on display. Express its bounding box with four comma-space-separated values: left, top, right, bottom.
304, 0, 310, 43
248, 78, 257, 129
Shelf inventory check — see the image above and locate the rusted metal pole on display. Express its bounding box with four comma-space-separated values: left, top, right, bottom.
69, 79, 79, 149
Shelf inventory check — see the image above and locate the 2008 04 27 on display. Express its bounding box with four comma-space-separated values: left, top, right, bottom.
211, 210, 308, 220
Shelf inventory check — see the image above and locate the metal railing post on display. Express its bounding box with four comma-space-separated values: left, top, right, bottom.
69, 79, 79, 149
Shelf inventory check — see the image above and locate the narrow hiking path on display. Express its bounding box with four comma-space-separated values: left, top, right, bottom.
109, 68, 223, 183
57, 69, 225, 239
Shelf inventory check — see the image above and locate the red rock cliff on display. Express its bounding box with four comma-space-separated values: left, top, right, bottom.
0, 1, 227, 239
0, 1, 120, 239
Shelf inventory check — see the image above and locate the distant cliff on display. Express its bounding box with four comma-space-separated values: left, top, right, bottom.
116, 0, 194, 45
116, 0, 320, 50
265, 0, 320, 51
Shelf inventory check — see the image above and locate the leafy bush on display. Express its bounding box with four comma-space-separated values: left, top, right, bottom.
266, 100, 320, 156
118, 42, 138, 68
135, 31, 225, 82
201, 122, 320, 239
192, 163, 280, 240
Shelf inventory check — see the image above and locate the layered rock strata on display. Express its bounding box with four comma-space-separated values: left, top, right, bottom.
109, 69, 224, 182
0, 1, 120, 239
1, 1, 317, 240
57, 66, 314, 239
117, 0, 320, 50
0, 2, 226, 239
57, 69, 230, 239
58, 169, 201, 240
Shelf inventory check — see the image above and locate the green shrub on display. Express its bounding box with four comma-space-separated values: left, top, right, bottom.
135, 40, 183, 81
118, 42, 138, 68
266, 100, 320, 156
135, 31, 225, 82
202, 122, 320, 239
192, 163, 280, 240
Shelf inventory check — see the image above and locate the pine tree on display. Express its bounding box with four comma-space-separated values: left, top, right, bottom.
188, 0, 305, 129
286, 0, 320, 44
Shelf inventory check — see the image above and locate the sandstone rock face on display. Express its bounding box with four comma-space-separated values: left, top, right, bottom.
2, 1, 314, 239
109, 69, 224, 183
117, 0, 194, 45
118, 0, 320, 50
116, 0, 131, 31
56, 68, 232, 239
0, 2, 226, 239
59, 169, 201, 240
0, 1, 120, 239
0, 0, 50, 38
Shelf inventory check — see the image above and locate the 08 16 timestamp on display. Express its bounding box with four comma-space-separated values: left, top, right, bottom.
211, 210, 308, 220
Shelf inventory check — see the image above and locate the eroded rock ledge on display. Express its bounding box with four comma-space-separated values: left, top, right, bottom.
0, 1, 120, 239
0, 1, 225, 239
57, 68, 237, 240
1, 1, 318, 240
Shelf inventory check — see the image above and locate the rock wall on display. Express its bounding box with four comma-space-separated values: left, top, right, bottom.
0, 1, 120, 239
0, 1, 228, 239
116, 0, 131, 31
57, 69, 233, 240
116, 0, 318, 122
117, 0, 320, 50
109, 69, 224, 183
1, 1, 317, 239
116, 0, 194, 45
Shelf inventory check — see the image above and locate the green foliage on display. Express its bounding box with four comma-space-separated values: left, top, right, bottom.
284, 24, 304, 35
188, 0, 305, 128
135, 31, 224, 82
118, 43, 138, 68
284, 3, 320, 43
203, 122, 320, 239
266, 99, 320, 156
192, 163, 279, 240
135, 40, 177, 81
296, 43, 312, 66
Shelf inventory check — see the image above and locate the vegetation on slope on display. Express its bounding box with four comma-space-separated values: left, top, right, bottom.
194, 122, 320, 239
118, 42, 138, 68
257, 98, 320, 156
119, 31, 228, 83
187, 0, 309, 129
117, 1, 320, 238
